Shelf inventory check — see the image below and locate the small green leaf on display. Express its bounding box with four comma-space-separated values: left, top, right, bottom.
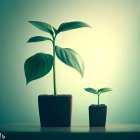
56, 46, 84, 77
57, 21, 91, 33
27, 36, 52, 42
24, 53, 53, 84
84, 88, 98, 94
98, 88, 112, 93
29, 21, 54, 36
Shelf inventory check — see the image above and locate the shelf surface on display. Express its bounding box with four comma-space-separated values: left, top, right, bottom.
0, 123, 140, 132
0, 123, 140, 140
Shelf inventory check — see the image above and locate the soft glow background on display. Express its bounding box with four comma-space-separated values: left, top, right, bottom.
0, 0, 140, 125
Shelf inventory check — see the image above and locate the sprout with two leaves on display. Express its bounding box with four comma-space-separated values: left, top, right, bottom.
84, 88, 112, 105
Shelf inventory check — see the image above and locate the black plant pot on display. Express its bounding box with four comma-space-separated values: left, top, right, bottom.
38, 95, 72, 127
89, 104, 107, 127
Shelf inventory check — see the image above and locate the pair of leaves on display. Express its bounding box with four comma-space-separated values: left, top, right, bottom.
84, 88, 112, 94
25, 21, 89, 84
27, 21, 91, 43
24, 46, 84, 84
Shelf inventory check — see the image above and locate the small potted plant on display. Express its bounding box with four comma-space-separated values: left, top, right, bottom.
84, 87, 112, 127
24, 20, 90, 127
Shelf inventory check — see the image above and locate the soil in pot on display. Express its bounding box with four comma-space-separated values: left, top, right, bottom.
89, 104, 107, 127
38, 95, 72, 127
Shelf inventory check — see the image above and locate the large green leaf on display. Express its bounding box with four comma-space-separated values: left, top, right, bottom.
29, 21, 54, 36
84, 88, 98, 94
57, 21, 91, 33
24, 53, 53, 84
98, 88, 112, 93
55, 46, 84, 77
27, 36, 52, 42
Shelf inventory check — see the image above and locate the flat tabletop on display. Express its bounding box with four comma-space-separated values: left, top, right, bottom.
0, 124, 140, 140
0, 123, 140, 132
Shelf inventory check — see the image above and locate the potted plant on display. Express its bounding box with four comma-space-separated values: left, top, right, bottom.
24, 20, 90, 127
84, 87, 112, 127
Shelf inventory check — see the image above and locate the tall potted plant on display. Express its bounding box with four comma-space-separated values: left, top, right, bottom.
84, 87, 112, 127
24, 21, 90, 127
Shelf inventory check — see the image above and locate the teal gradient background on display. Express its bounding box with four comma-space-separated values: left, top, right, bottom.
0, 0, 140, 126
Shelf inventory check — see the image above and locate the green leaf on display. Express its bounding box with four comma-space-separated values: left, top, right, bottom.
84, 88, 98, 94
29, 21, 54, 36
98, 88, 112, 93
57, 21, 91, 33
24, 53, 53, 84
27, 36, 52, 42
55, 46, 84, 77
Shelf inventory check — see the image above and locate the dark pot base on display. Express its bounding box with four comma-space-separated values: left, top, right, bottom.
89, 104, 107, 127
38, 95, 72, 127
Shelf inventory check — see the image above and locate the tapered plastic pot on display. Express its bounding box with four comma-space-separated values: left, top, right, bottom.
89, 104, 107, 127
38, 95, 72, 127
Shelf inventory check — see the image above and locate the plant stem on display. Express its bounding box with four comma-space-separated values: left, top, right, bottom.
98, 94, 100, 106
52, 37, 57, 96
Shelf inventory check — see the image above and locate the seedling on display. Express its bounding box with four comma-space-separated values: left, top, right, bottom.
84, 87, 112, 105
24, 21, 91, 95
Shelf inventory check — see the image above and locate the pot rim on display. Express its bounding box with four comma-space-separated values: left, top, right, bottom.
38, 94, 72, 97
89, 104, 107, 107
